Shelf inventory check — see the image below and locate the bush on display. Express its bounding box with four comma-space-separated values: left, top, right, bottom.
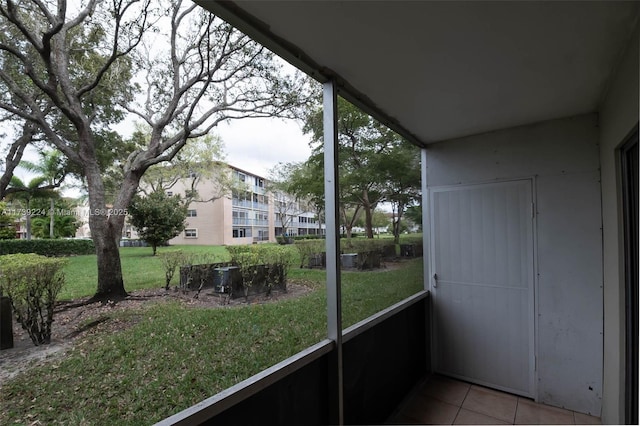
226, 245, 295, 299
0, 239, 95, 256
295, 240, 325, 268
0, 253, 67, 345
292, 234, 324, 241
158, 251, 188, 290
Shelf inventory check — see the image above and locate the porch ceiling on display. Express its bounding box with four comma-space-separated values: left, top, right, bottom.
199, 1, 638, 147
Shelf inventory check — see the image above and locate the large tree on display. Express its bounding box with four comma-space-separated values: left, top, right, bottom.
0, 0, 305, 299
303, 97, 397, 239
376, 142, 421, 244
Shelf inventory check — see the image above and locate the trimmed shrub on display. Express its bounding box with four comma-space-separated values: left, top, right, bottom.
226, 245, 294, 299
292, 234, 324, 241
0, 239, 95, 256
0, 253, 67, 345
295, 240, 325, 268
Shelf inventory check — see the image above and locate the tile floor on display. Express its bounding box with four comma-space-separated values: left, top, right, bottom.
388, 375, 602, 425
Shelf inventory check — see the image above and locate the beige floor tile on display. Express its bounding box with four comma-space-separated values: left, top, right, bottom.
573, 412, 601, 425
454, 408, 510, 425
401, 393, 460, 425
461, 385, 518, 423
515, 398, 574, 425
421, 375, 471, 406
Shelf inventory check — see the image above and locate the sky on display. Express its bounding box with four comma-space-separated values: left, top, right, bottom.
3, 115, 312, 199
216, 117, 312, 179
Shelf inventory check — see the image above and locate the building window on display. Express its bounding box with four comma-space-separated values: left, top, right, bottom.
166, 191, 173, 196
185, 228, 197, 238
187, 209, 197, 217
232, 228, 251, 238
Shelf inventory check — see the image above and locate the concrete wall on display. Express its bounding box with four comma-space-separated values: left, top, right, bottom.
599, 24, 639, 425
168, 180, 227, 246
426, 113, 603, 415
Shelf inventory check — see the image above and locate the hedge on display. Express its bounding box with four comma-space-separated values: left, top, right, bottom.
0, 239, 95, 256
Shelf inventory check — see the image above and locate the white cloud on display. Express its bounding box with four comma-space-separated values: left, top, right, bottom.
217, 117, 312, 179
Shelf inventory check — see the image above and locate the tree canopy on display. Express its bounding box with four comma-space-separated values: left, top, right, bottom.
300, 96, 421, 243
0, 0, 308, 298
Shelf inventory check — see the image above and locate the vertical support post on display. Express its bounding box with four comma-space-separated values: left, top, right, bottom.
421, 148, 432, 373
323, 79, 343, 425
421, 148, 430, 291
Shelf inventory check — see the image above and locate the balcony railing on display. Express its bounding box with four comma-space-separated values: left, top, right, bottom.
157, 291, 430, 425
232, 219, 269, 226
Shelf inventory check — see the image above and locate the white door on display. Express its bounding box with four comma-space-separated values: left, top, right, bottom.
430, 179, 535, 397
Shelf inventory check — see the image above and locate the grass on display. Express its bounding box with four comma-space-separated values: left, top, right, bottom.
61, 245, 231, 300
1, 245, 424, 425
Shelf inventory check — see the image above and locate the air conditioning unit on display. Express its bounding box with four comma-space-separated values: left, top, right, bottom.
340, 253, 358, 269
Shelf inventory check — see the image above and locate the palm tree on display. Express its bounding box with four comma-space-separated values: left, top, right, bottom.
6, 176, 56, 240
19, 151, 67, 238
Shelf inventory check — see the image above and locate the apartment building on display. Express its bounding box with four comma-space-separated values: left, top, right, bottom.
167, 165, 323, 246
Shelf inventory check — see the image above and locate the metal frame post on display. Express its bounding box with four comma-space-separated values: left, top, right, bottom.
323, 79, 344, 425
421, 148, 430, 291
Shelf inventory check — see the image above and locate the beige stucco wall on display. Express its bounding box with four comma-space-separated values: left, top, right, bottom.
168, 178, 228, 246
599, 24, 639, 425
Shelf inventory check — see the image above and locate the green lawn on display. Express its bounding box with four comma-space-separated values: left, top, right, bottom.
2, 245, 424, 425
61, 245, 231, 300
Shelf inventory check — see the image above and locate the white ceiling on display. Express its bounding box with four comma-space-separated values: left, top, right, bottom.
199, 1, 639, 146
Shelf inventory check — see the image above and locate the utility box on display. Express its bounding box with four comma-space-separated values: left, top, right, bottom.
341, 253, 358, 268
400, 244, 415, 257
213, 266, 240, 293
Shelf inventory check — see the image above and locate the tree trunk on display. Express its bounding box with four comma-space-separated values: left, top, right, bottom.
93, 222, 127, 298
83, 151, 127, 299
362, 190, 374, 239
25, 199, 31, 240
364, 205, 374, 239
49, 198, 54, 238
392, 203, 405, 245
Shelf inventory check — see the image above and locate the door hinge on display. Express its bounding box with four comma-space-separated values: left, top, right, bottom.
531, 202, 535, 219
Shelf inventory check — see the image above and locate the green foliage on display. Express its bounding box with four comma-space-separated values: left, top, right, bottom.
0, 258, 423, 424
227, 245, 295, 298
28, 197, 81, 239
128, 191, 188, 255
0, 202, 16, 239
31, 215, 79, 239
295, 240, 325, 268
405, 205, 422, 230
0, 253, 67, 345
158, 250, 188, 290
0, 239, 95, 256
292, 234, 324, 241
